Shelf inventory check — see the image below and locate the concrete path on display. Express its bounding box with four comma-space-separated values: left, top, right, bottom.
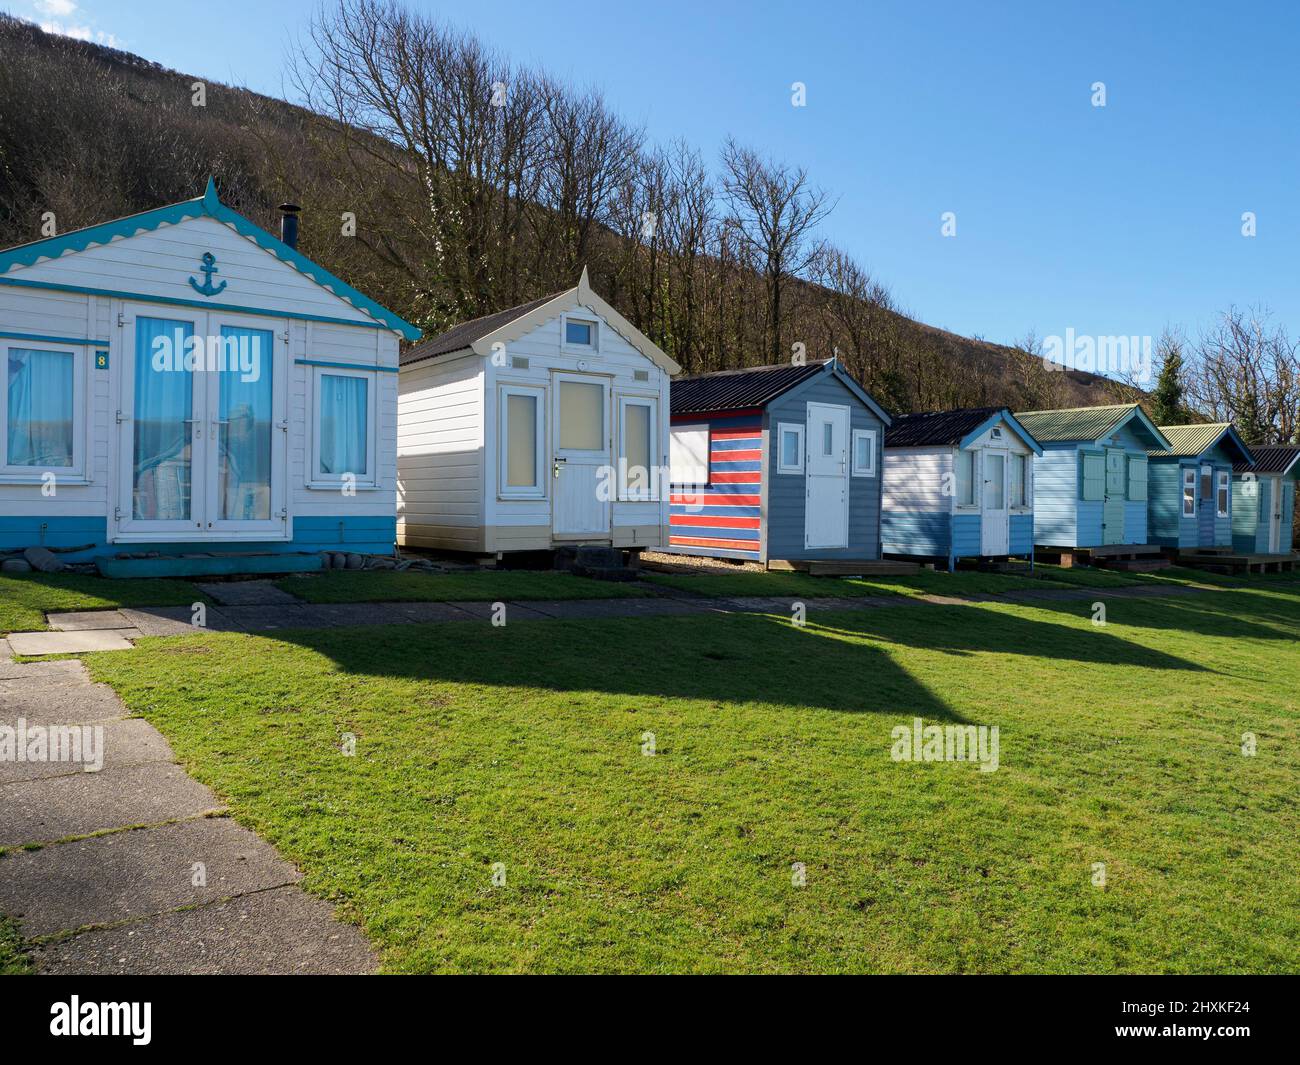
0, 648, 376, 975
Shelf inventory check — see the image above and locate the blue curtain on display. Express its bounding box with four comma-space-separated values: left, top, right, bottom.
7, 347, 73, 467
319, 374, 367, 476
217, 326, 273, 519
133, 317, 193, 520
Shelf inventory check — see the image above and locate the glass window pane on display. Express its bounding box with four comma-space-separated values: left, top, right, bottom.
566, 320, 593, 346
956, 450, 974, 505
854, 431, 873, 472
7, 347, 73, 467
822, 422, 833, 455
624, 403, 651, 484
505, 393, 538, 487
985, 452, 1005, 509
559, 381, 603, 450
217, 326, 273, 519
781, 428, 800, 468
319, 374, 368, 476
1009, 454, 1024, 505
133, 318, 193, 520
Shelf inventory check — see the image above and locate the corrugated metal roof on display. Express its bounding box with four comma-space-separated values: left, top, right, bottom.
400, 292, 561, 366
1233, 444, 1300, 475
1155, 423, 1234, 457
1014, 404, 1141, 443
885, 407, 1004, 447
670, 360, 831, 414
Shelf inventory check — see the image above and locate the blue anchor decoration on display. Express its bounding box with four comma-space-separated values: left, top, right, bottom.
188, 252, 227, 297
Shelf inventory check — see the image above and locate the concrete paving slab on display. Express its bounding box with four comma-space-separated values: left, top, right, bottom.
31, 885, 376, 975
391, 601, 478, 623
0, 816, 299, 937
291, 603, 425, 628
516, 597, 707, 619
0, 717, 175, 784
452, 600, 552, 621
0, 675, 125, 724
195, 581, 302, 606
6, 629, 139, 655
46, 610, 135, 631
720, 596, 800, 614
0, 762, 221, 847
119, 606, 218, 637
207, 605, 312, 631
0, 658, 86, 682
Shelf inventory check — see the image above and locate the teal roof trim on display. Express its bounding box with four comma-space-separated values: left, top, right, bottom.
0, 178, 420, 342
958, 409, 1043, 455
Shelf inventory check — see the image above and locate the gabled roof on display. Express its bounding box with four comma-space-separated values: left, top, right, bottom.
0, 178, 420, 341
885, 406, 1041, 454
1234, 444, 1300, 476
399, 293, 558, 364
671, 359, 891, 424
398, 267, 680, 374
1016, 403, 1171, 450
1154, 422, 1255, 464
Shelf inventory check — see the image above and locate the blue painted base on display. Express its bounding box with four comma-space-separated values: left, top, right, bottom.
0, 515, 396, 564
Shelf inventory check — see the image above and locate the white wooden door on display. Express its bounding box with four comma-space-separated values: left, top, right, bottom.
551, 373, 611, 539
981, 448, 1009, 555
1268, 478, 1282, 553
805, 402, 849, 550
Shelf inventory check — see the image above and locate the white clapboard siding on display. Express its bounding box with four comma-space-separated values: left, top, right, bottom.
5, 216, 377, 326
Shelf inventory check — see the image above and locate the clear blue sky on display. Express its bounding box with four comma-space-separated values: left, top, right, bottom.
13, 0, 1300, 350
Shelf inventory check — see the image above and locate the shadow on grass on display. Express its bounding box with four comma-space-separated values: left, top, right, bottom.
1011, 584, 1300, 643
807, 601, 1209, 673
194, 610, 973, 723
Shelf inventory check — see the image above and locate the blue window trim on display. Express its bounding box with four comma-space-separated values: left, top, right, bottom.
0, 329, 110, 347
0, 178, 421, 342
294, 357, 398, 374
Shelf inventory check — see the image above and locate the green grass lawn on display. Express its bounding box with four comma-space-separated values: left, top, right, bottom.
0, 916, 31, 974
0, 573, 208, 634
83, 581, 1300, 973
275, 569, 657, 603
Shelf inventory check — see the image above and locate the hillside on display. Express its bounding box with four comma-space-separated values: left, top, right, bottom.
0, 13, 1121, 413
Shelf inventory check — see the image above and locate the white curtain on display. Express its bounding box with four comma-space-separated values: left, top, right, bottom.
320, 374, 368, 475
7, 347, 73, 467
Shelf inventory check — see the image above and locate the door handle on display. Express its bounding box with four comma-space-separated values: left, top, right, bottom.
553, 457, 566, 478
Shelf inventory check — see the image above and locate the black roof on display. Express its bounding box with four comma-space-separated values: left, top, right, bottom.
400, 292, 560, 367
670, 360, 831, 415
1234, 444, 1300, 475
885, 407, 1005, 447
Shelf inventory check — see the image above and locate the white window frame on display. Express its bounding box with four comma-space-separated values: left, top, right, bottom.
669, 423, 710, 487
617, 394, 659, 501
1009, 452, 1031, 509
850, 428, 877, 477
309, 365, 379, 490
561, 313, 599, 354
1182, 466, 1197, 517
955, 448, 979, 509
1216, 470, 1230, 518
0, 339, 89, 482
498, 383, 547, 500
777, 422, 804, 474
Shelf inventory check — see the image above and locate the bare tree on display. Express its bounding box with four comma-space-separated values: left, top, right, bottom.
1188, 306, 1300, 444
720, 139, 834, 364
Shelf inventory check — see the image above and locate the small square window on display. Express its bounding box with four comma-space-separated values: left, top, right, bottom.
565, 319, 594, 347
778, 423, 804, 473
851, 429, 876, 477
